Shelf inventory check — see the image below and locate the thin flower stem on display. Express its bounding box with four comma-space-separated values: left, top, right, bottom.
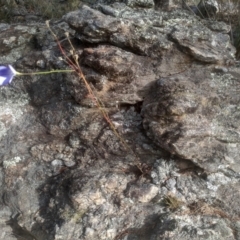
46, 20, 79, 72
46, 21, 143, 172
17, 69, 74, 76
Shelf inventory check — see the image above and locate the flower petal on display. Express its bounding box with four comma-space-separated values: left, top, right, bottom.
8, 65, 17, 75
0, 66, 7, 70
0, 76, 7, 85
0, 65, 17, 86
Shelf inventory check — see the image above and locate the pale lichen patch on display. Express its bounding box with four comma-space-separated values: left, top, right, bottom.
3, 156, 22, 168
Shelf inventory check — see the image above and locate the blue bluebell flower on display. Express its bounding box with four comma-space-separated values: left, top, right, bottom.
0, 65, 17, 86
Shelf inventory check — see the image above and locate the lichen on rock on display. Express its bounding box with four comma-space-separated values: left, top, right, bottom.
1, 1, 240, 240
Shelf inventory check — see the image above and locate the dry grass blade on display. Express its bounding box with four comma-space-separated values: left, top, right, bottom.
46, 21, 144, 172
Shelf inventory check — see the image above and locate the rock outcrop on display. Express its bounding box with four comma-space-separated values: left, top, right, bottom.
1, 1, 240, 240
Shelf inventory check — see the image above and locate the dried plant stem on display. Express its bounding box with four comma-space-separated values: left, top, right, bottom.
46, 21, 142, 170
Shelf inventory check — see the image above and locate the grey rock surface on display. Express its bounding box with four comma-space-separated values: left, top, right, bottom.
0, 2, 240, 240
64, 4, 235, 63
141, 66, 240, 172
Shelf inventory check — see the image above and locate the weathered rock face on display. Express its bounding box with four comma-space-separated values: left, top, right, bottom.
141, 66, 240, 172
64, 4, 235, 63
1, 1, 240, 240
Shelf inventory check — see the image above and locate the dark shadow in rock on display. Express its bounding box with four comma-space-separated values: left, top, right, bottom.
29, 35, 43, 51
6, 213, 37, 240
118, 101, 143, 114
2, 190, 21, 219
28, 75, 73, 107
176, 158, 205, 177
31, 170, 75, 240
